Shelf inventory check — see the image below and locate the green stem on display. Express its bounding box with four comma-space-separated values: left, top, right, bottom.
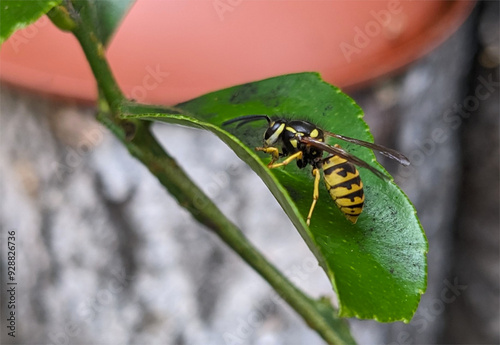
63, 0, 123, 113
57, 1, 355, 343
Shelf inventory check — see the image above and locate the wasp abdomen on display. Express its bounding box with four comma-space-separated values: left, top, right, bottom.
323, 155, 365, 224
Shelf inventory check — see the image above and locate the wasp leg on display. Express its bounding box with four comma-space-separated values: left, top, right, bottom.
267, 151, 303, 169
306, 168, 321, 226
256, 146, 280, 165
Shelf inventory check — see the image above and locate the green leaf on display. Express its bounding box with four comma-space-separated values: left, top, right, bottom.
89, 0, 135, 46
123, 72, 428, 322
0, 0, 61, 44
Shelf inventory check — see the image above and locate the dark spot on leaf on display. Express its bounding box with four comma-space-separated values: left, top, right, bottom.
229, 83, 258, 104
323, 104, 334, 116
287, 188, 302, 201
261, 86, 283, 108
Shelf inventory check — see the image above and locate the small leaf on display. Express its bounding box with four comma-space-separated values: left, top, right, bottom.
123, 72, 427, 322
91, 0, 135, 46
0, 0, 61, 44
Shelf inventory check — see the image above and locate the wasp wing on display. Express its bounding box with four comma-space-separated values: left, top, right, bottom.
323, 131, 410, 166
300, 137, 390, 180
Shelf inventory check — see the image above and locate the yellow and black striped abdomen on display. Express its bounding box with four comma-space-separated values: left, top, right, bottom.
322, 154, 365, 224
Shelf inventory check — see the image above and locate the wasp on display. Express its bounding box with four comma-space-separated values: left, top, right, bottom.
223, 115, 410, 225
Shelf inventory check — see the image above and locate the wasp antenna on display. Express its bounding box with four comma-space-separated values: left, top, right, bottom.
222, 114, 271, 128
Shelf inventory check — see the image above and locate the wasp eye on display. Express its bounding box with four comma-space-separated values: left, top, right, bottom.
264, 128, 275, 140
264, 129, 272, 140
264, 121, 284, 145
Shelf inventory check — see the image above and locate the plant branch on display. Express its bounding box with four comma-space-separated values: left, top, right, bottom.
57, 1, 355, 343
63, 0, 123, 114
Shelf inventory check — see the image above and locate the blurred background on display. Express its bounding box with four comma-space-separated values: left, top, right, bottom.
0, 1, 498, 344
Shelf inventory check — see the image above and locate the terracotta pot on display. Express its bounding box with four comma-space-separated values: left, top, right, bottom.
0, 0, 475, 104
